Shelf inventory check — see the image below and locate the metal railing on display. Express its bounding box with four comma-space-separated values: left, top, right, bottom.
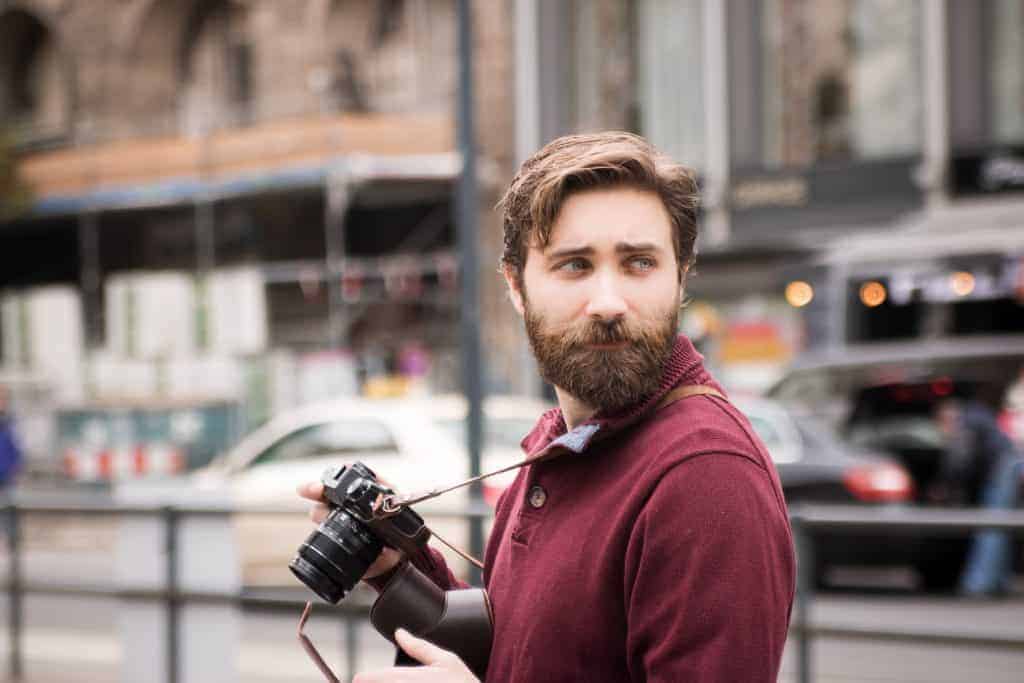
789, 504, 1024, 683
0, 499, 490, 683
4, 499, 1024, 683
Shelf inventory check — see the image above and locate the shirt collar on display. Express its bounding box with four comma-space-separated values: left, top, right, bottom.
520, 334, 721, 458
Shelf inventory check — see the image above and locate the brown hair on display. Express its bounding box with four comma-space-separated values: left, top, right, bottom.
498, 131, 700, 286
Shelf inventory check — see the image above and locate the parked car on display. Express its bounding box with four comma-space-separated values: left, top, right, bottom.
735, 397, 918, 585
471, 394, 913, 586
770, 343, 1024, 590
190, 394, 551, 586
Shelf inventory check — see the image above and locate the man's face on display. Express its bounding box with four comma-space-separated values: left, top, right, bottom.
506, 186, 682, 413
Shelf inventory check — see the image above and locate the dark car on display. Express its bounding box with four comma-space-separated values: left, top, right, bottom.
736, 397, 916, 586
769, 341, 1024, 589
841, 378, 1024, 589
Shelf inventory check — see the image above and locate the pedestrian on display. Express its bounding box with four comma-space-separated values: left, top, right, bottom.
936, 397, 1023, 597
299, 132, 796, 681
0, 386, 22, 495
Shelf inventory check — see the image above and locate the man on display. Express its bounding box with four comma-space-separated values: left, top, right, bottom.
300, 132, 796, 681
935, 397, 1022, 596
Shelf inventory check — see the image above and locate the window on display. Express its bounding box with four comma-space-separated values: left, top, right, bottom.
737, 0, 922, 168
252, 419, 398, 466
746, 414, 784, 452
634, 0, 706, 169
0, 9, 68, 140
989, 0, 1024, 144
179, 1, 253, 133
324, 0, 455, 114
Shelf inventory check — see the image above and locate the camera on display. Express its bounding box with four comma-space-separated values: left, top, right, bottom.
289, 462, 431, 603
290, 461, 494, 679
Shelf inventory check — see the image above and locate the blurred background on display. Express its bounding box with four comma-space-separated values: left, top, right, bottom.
0, 0, 1023, 681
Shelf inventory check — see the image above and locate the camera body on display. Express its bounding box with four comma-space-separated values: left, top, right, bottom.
289, 462, 431, 604
290, 461, 494, 679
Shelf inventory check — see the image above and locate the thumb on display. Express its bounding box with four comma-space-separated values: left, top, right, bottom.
394, 628, 452, 665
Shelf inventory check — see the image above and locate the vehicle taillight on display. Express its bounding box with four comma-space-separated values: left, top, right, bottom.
843, 463, 914, 502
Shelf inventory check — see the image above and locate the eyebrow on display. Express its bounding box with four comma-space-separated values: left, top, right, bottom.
547, 242, 665, 260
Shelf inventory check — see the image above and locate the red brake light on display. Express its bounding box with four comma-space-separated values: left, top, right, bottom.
843, 463, 915, 502
931, 377, 954, 397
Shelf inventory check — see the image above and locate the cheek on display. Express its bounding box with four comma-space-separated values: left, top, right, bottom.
631, 275, 681, 313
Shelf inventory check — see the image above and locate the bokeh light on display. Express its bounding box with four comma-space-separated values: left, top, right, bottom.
860, 281, 887, 307
950, 271, 975, 297
785, 281, 814, 308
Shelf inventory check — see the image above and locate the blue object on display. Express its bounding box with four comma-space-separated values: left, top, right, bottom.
957, 402, 1022, 596
0, 418, 22, 488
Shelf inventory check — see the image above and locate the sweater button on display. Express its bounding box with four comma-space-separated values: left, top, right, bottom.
528, 485, 547, 509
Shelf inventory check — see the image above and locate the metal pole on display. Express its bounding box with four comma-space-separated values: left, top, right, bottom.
792, 516, 813, 683
6, 504, 22, 680
701, 0, 732, 247
921, 0, 950, 211
456, 0, 485, 586
164, 507, 179, 683
78, 211, 101, 351
325, 171, 352, 350
194, 198, 216, 351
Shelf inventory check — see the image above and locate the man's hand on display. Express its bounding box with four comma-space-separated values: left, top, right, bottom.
353, 629, 480, 683
296, 481, 402, 579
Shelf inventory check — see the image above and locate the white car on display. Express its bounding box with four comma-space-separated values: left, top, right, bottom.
191, 394, 551, 586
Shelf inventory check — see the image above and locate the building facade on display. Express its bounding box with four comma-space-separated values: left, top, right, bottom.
517, 0, 1024, 392
0, 0, 523, 397
2, 0, 1023, 470
0, 0, 525, 470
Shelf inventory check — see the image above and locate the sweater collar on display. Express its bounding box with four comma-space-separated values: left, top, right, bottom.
521, 334, 721, 458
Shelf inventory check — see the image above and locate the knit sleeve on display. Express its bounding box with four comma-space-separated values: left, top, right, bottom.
623, 452, 795, 683
365, 545, 469, 592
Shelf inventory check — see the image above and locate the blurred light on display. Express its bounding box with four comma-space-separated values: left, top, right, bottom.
859, 281, 887, 307
844, 463, 914, 502
784, 280, 814, 307
931, 376, 954, 397
950, 271, 975, 297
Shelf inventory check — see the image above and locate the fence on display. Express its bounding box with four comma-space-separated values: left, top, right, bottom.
789, 503, 1024, 683
3, 499, 1024, 682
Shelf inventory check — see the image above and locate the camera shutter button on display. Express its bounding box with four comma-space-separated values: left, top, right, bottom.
528, 485, 547, 509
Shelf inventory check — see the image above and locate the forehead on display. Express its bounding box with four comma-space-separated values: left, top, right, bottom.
543, 186, 674, 250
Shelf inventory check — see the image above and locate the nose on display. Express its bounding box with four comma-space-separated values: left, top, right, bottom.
584, 271, 628, 321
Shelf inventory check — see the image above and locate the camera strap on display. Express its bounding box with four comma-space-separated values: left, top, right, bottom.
376, 384, 726, 567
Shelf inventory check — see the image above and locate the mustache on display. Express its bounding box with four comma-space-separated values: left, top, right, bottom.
569, 318, 632, 346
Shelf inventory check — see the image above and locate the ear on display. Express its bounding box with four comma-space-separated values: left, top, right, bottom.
501, 264, 526, 317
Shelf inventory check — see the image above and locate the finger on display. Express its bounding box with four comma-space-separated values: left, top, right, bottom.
308, 503, 329, 524
296, 481, 324, 501
395, 628, 455, 666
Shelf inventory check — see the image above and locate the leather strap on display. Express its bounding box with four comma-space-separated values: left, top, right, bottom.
656, 384, 727, 410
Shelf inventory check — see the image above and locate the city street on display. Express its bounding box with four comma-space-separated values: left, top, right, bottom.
2, 554, 1023, 683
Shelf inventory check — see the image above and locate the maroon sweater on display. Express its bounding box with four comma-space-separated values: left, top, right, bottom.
403, 335, 795, 681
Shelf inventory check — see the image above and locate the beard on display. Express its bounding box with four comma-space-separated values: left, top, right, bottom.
523, 295, 680, 415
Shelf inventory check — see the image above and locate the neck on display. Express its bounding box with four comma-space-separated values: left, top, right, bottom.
554, 386, 597, 431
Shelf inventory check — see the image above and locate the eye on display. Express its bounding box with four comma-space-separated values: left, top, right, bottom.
556, 258, 590, 274
627, 256, 656, 272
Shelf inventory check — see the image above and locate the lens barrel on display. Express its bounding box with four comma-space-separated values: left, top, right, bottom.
289, 507, 383, 603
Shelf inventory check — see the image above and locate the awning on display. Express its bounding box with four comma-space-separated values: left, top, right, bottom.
27, 153, 461, 216
16, 112, 460, 217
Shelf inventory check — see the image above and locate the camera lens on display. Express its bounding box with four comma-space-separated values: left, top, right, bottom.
289, 507, 383, 603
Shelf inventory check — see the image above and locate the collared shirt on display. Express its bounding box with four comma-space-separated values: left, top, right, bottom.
407, 335, 795, 682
